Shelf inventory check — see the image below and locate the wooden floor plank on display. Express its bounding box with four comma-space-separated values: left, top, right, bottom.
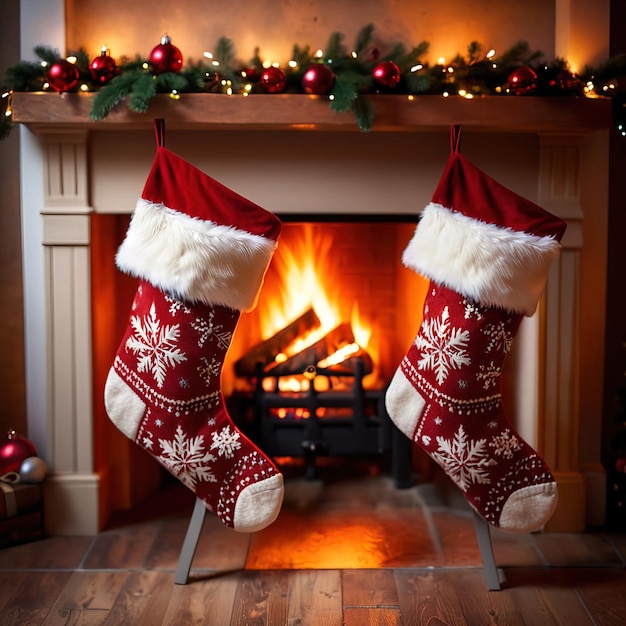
0, 536, 94, 570
286, 570, 343, 626
143, 514, 250, 571
394, 569, 468, 626
43, 571, 130, 625
572, 568, 626, 625
342, 569, 399, 607
343, 606, 402, 625
102, 570, 174, 624
161, 572, 240, 625
228, 570, 290, 625
0, 572, 27, 613
503, 569, 594, 625
533, 532, 624, 566
0, 570, 73, 625
82, 521, 161, 570
450, 569, 528, 624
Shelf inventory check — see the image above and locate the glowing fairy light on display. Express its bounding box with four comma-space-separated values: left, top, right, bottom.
288, 60, 298, 69
410, 64, 423, 72
66, 56, 77, 64
2, 90, 12, 117
486, 49, 496, 59
351, 51, 358, 59
315, 49, 324, 58
79, 83, 89, 92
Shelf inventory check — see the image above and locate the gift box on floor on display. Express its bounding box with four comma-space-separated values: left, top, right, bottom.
0, 481, 44, 548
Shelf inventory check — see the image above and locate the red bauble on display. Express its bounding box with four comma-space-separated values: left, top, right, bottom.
616, 458, 626, 474
46, 59, 80, 93
372, 61, 401, 89
150, 35, 183, 74
260, 67, 287, 94
0, 430, 37, 475
89, 48, 119, 85
506, 66, 538, 95
301, 64, 335, 95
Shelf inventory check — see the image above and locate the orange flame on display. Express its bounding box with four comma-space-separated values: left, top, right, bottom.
258, 224, 380, 386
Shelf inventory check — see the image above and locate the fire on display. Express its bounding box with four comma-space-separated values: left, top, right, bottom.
259, 224, 377, 380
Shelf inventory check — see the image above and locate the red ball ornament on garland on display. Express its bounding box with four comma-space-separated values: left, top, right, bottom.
46, 59, 80, 93
0, 429, 37, 475
506, 66, 538, 95
259, 67, 287, 94
89, 47, 119, 85
372, 60, 401, 88
150, 35, 183, 74
302, 64, 335, 95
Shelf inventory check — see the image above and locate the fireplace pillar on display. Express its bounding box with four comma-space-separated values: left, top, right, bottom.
538, 133, 608, 531
38, 129, 99, 535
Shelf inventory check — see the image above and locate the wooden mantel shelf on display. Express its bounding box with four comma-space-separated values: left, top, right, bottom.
11, 92, 612, 134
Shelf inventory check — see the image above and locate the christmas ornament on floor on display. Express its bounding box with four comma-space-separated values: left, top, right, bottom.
385, 125, 565, 533
104, 119, 284, 533
0, 429, 37, 474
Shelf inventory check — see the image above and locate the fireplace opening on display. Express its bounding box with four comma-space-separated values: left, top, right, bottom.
224, 220, 424, 483
91, 215, 427, 512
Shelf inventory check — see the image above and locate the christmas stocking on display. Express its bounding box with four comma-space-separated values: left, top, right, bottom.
385, 126, 566, 533
105, 121, 284, 533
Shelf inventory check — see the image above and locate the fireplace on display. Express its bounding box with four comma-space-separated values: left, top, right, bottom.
12, 86, 612, 535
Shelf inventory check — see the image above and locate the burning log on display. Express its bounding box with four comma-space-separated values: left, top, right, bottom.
264, 323, 372, 378
234, 308, 320, 377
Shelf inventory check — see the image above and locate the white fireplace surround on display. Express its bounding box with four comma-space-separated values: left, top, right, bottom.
15, 0, 611, 534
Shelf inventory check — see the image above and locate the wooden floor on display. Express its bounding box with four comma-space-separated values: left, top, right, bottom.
1, 463, 625, 625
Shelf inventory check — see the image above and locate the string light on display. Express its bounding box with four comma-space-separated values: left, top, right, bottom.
169, 89, 180, 100
315, 49, 324, 58
2, 90, 12, 118
79, 83, 89, 92
288, 60, 298, 69
410, 64, 423, 72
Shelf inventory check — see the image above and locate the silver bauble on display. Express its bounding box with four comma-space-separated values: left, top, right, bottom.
20, 456, 48, 483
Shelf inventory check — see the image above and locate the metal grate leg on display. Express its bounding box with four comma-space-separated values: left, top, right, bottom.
174, 497, 207, 585
472, 509, 502, 591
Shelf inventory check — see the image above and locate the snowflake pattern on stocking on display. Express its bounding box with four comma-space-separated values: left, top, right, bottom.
125, 302, 187, 388
432, 425, 497, 490
158, 424, 217, 489
489, 429, 522, 459
482, 320, 514, 354
416, 306, 471, 385
197, 356, 221, 386
476, 361, 501, 390
191, 310, 233, 350
165, 294, 192, 316
211, 426, 242, 458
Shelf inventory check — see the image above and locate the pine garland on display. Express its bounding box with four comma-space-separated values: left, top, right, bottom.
2, 24, 626, 134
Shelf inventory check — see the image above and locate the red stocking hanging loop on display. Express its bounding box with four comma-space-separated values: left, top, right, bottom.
154, 118, 166, 148
450, 124, 462, 153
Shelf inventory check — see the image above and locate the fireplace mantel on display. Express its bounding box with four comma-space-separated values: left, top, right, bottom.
11, 92, 612, 134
